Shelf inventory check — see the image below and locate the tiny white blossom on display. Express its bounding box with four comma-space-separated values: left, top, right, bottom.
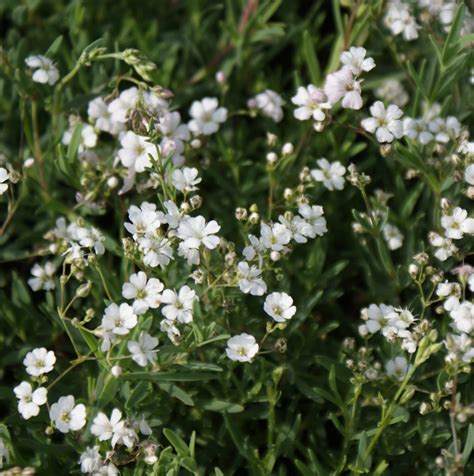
101, 303, 137, 335
311, 158, 346, 191
361, 101, 404, 143
108, 87, 138, 123
464, 164, 474, 186
429, 232, 457, 261
363, 304, 397, 334
23, 347, 56, 376
291, 85, 331, 122
139, 236, 174, 268
298, 204, 328, 238
156, 111, 190, 166
237, 261, 267, 296
385, 356, 411, 381
79, 446, 102, 474
118, 131, 158, 173
250, 89, 284, 122
91, 408, 123, 443
161, 285, 198, 323
450, 302, 474, 334
122, 271, 164, 315
383, 224, 404, 250
403, 118, 433, 144
127, 332, 158, 367
88, 97, 122, 135
188, 97, 227, 135
375, 79, 409, 107
264, 292, 297, 322
325, 66, 363, 110
49, 395, 86, 433
172, 167, 202, 192
76, 227, 105, 255
340, 47, 375, 75
226, 334, 259, 362
429, 117, 461, 143
125, 202, 164, 240
441, 207, 474, 240
260, 223, 291, 252
28, 262, 56, 291
14, 382, 47, 419
384, 2, 420, 41
0, 168, 9, 195
177, 216, 221, 250
25, 55, 59, 85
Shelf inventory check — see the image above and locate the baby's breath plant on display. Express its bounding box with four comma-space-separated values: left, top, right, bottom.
0, 1, 473, 475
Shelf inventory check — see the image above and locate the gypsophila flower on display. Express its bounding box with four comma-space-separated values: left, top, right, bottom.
340, 47, 375, 75
0, 167, 9, 195
291, 85, 331, 122
403, 118, 433, 144
429, 232, 457, 261
188, 97, 227, 135
79, 446, 102, 474
177, 215, 221, 250
101, 303, 137, 335
125, 202, 164, 240
383, 224, 404, 250
260, 223, 291, 252
441, 207, 474, 239
88, 97, 122, 135
226, 334, 259, 362
325, 66, 363, 110
172, 167, 202, 192
76, 227, 105, 255
428, 117, 461, 143
122, 271, 164, 315
237, 261, 267, 296
242, 235, 266, 260
23, 347, 56, 376
361, 101, 404, 143
264, 292, 296, 322
14, 382, 47, 419
464, 164, 474, 185
27, 261, 56, 291
95, 463, 120, 475
127, 332, 158, 367
450, 301, 474, 334
161, 285, 198, 323
310, 158, 346, 191
118, 131, 158, 173
385, 356, 411, 381
444, 334, 474, 363
384, 1, 420, 41
91, 408, 124, 445
156, 111, 190, 166
375, 79, 409, 107
298, 204, 328, 238
25, 55, 59, 85
139, 235, 174, 268
250, 89, 284, 122
278, 215, 308, 244
49, 395, 86, 433
62, 124, 98, 153
362, 304, 397, 335
108, 87, 139, 123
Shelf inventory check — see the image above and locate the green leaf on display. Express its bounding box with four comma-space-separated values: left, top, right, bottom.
203, 400, 244, 413
163, 428, 189, 457
303, 30, 321, 83
158, 382, 194, 406
66, 122, 83, 163
441, 3, 465, 64
462, 423, 474, 465
45, 35, 63, 57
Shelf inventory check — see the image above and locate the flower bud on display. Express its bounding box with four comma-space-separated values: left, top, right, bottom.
266, 132, 277, 147
75, 281, 92, 298
235, 207, 248, 221
190, 139, 202, 149
190, 195, 202, 209
266, 152, 278, 165
24, 157, 35, 168
107, 176, 119, 189
419, 402, 431, 415
215, 70, 225, 84
408, 263, 419, 278
248, 212, 259, 225
283, 188, 293, 200
270, 251, 281, 261
111, 366, 122, 378
281, 142, 294, 155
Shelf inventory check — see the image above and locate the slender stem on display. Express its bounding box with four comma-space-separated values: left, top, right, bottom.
95, 261, 114, 301
31, 98, 47, 191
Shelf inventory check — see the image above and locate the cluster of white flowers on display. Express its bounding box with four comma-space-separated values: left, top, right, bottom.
384, 1, 420, 41
404, 114, 461, 146
359, 304, 418, 353
375, 79, 409, 107
248, 89, 284, 123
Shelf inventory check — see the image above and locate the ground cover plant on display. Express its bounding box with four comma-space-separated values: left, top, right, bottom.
0, 0, 473, 474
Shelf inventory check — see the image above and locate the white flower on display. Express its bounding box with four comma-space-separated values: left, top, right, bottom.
27, 261, 56, 291
385, 356, 411, 381
163, 200, 183, 229
298, 204, 328, 238
450, 302, 474, 334
242, 235, 265, 260
383, 224, 404, 250
264, 292, 296, 322
278, 215, 308, 244
108, 87, 138, 123
76, 227, 105, 255
178, 241, 201, 265
237, 261, 267, 296
118, 131, 158, 173
188, 97, 227, 135
469, 273, 474, 293
375, 79, 408, 107
177, 216, 221, 250
428, 117, 461, 143
122, 271, 164, 315
95, 463, 119, 475
226, 334, 259, 362
171, 167, 202, 192
161, 285, 198, 323
25, 55, 59, 85
340, 47, 375, 75
429, 232, 457, 261
139, 236, 174, 268
143, 89, 169, 117
127, 332, 158, 367
88, 97, 122, 135
384, 2, 420, 41
403, 118, 433, 144
465, 164, 474, 186
361, 101, 404, 143
0, 168, 9, 195
156, 112, 190, 166
363, 304, 397, 334
62, 124, 98, 152
311, 159, 346, 191
91, 408, 123, 442
14, 382, 47, 419
324, 66, 363, 110
445, 334, 474, 364
441, 207, 474, 240
260, 223, 291, 252
125, 202, 164, 240
251, 89, 284, 123
101, 303, 137, 335
79, 446, 102, 474
291, 85, 331, 122
160, 319, 181, 345
49, 395, 86, 433
23, 347, 56, 376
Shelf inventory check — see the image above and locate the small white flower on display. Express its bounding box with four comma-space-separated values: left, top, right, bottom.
0, 167, 9, 195
25, 55, 59, 85
450, 301, 474, 334
161, 285, 198, 323
429, 232, 457, 261
403, 118, 433, 144
95, 463, 120, 475
79, 446, 102, 474
242, 235, 265, 261
264, 292, 296, 322
160, 319, 181, 345
428, 117, 461, 143
125, 202, 164, 240
298, 204, 328, 238
465, 164, 474, 186
14, 382, 47, 419
237, 261, 267, 296
23, 347, 56, 376
127, 332, 159, 367
157, 112, 190, 166
292, 85, 331, 122
310, 159, 346, 191
49, 395, 86, 433
76, 227, 105, 255
163, 200, 183, 229
91, 408, 123, 442
361, 101, 404, 143
226, 334, 259, 362
324, 66, 363, 110
122, 271, 164, 315
278, 215, 308, 244
340, 47, 375, 75
260, 223, 291, 252
118, 131, 158, 173
385, 356, 411, 381
101, 303, 137, 335
383, 224, 404, 250
27, 261, 56, 291
171, 167, 202, 192
62, 124, 98, 153
384, 2, 420, 41
375, 79, 408, 107
177, 216, 221, 250
188, 97, 227, 135
108, 87, 139, 123
251, 89, 284, 123
139, 236, 174, 268
441, 207, 474, 240
88, 97, 122, 135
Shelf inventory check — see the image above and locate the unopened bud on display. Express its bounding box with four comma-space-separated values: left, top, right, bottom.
215, 70, 226, 84
235, 207, 248, 221
248, 212, 260, 225
281, 142, 294, 155
111, 366, 122, 378
266, 152, 278, 165
190, 139, 202, 149
190, 195, 202, 209
270, 251, 281, 261
107, 176, 119, 189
